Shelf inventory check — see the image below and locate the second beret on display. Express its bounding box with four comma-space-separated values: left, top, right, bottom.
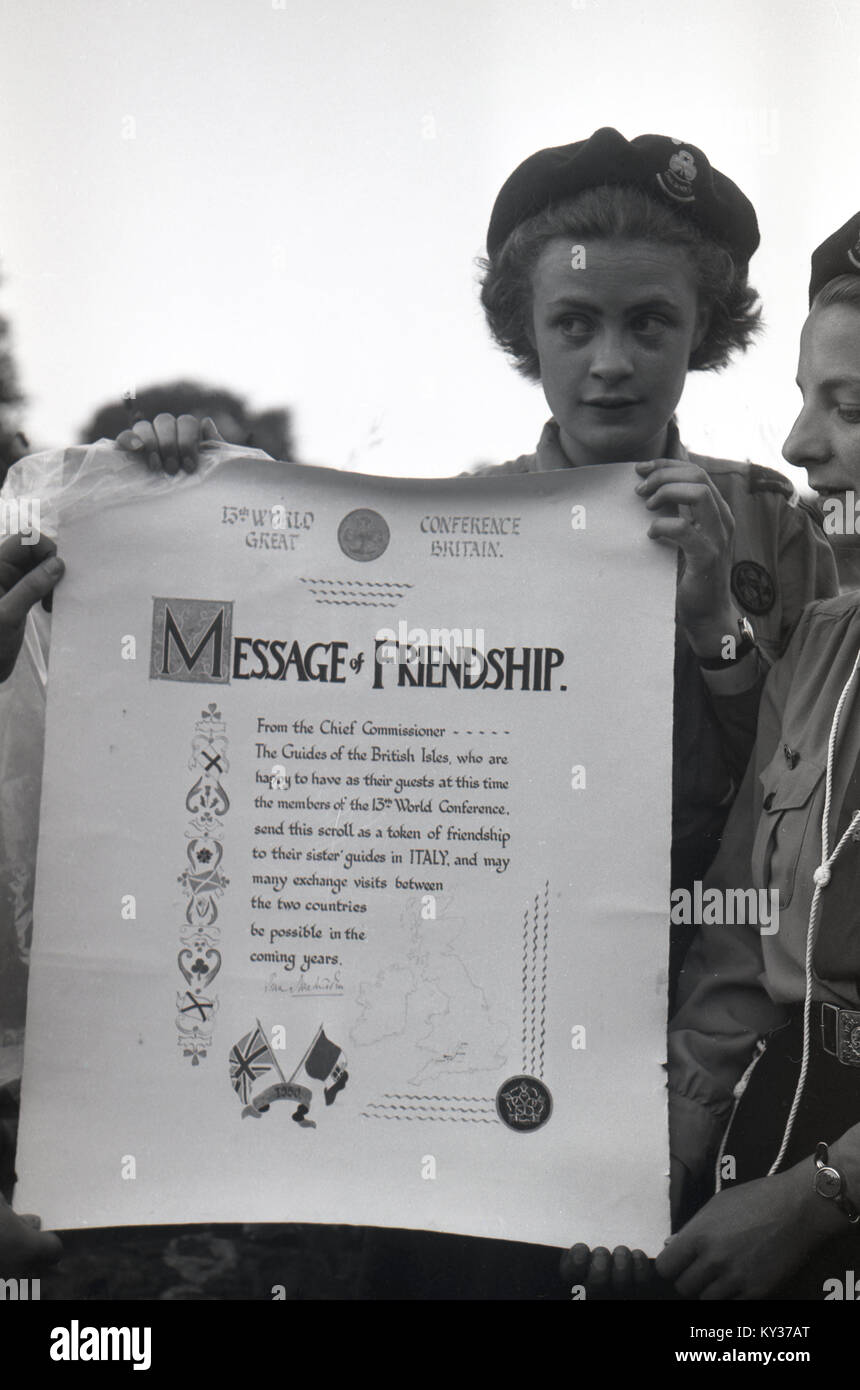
808, 211, 860, 305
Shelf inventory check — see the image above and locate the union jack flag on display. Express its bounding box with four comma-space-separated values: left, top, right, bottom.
229, 1025, 275, 1104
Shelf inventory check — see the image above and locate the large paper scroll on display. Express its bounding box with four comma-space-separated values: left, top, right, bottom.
16, 453, 675, 1249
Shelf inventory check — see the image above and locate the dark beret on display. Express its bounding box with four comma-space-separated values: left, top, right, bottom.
486, 126, 760, 266
809, 212, 860, 305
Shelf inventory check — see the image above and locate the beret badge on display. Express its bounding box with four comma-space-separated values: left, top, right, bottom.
656, 147, 698, 204
849, 233, 860, 273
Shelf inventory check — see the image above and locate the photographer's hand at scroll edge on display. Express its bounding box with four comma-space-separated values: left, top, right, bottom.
0, 533, 64, 683
0, 1193, 62, 1274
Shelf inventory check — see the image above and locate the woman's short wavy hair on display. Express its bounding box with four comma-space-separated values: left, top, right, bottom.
812, 273, 860, 314
479, 184, 762, 380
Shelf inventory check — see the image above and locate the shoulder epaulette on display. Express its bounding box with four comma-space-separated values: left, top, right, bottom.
746, 463, 795, 500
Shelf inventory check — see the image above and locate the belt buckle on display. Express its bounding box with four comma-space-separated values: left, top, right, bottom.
822, 1003, 860, 1066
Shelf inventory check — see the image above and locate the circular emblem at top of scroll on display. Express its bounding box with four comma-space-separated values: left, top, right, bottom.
495, 1074, 553, 1133
337, 508, 390, 562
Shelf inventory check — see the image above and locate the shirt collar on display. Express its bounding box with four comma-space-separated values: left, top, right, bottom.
534, 416, 688, 470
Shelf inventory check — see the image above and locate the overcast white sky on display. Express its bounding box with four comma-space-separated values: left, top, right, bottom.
1, 0, 858, 482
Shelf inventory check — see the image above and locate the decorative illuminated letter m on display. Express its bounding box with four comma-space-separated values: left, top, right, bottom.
150, 598, 233, 684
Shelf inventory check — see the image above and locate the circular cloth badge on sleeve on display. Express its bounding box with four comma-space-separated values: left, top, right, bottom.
730, 560, 776, 616
337, 508, 390, 562
495, 1075, 553, 1132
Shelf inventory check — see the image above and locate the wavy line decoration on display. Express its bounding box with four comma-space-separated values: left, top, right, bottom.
299, 576, 413, 608
522, 882, 549, 1078
359, 1091, 498, 1125
360, 1113, 498, 1123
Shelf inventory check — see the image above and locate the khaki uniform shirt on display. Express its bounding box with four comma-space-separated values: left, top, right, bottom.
669, 593, 860, 1177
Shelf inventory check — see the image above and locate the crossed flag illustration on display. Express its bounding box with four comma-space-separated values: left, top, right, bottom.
229, 1021, 348, 1127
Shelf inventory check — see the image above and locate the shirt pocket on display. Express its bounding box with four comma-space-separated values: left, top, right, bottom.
751, 754, 824, 910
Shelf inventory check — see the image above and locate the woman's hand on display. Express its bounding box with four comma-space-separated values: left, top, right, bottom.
560, 1242, 654, 1298
655, 1166, 830, 1299
115, 414, 223, 475
0, 533, 64, 682
0, 1193, 61, 1274
635, 460, 742, 659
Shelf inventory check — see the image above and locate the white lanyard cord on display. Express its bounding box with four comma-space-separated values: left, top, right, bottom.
768, 642, 860, 1176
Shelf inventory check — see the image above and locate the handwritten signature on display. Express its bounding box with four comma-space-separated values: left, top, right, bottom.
264, 971, 344, 996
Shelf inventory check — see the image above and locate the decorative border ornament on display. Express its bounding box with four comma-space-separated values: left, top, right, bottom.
176, 703, 230, 1064
521, 881, 549, 1076
492, 880, 553, 1131
361, 1094, 498, 1122
299, 576, 412, 607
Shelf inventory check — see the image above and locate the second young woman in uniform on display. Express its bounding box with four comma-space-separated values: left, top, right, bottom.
660, 212, 860, 1300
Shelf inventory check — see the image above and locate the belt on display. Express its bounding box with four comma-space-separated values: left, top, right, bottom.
820, 1002, 860, 1066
